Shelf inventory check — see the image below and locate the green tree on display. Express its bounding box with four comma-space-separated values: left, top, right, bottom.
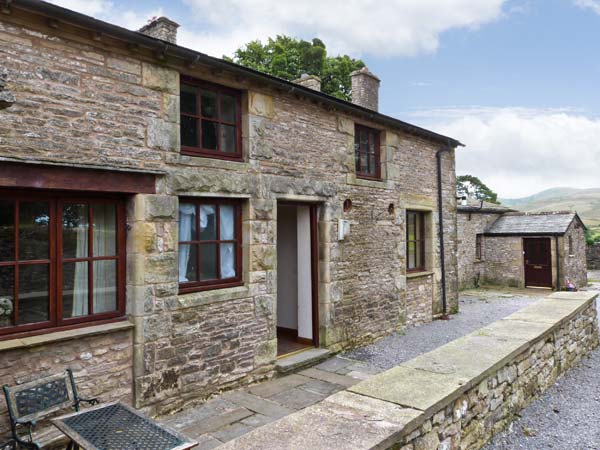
456, 175, 499, 204
225, 36, 365, 101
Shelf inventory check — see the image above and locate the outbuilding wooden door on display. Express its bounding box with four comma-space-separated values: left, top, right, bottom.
523, 238, 552, 288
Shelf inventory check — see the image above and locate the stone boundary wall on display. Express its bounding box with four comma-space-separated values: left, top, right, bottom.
217, 291, 598, 450
587, 243, 600, 270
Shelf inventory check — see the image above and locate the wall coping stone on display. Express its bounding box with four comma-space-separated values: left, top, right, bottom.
0, 320, 134, 353
217, 291, 598, 450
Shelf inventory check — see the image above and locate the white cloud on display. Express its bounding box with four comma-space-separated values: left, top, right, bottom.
574, 0, 600, 15
179, 0, 507, 57
48, 0, 113, 17
415, 107, 600, 198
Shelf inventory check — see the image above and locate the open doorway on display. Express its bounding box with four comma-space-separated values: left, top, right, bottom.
276, 203, 319, 357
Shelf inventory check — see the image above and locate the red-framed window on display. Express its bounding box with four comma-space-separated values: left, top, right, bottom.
0, 191, 126, 339
475, 234, 483, 260
180, 77, 242, 160
354, 124, 381, 180
178, 198, 243, 293
407, 210, 426, 272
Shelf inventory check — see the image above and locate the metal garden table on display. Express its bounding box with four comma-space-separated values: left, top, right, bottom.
52, 401, 197, 450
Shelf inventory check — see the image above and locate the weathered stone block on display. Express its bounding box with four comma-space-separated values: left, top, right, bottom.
142, 63, 178, 94
248, 92, 274, 118
147, 118, 179, 150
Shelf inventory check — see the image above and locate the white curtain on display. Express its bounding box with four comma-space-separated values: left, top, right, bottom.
93, 204, 116, 313
178, 204, 195, 282
220, 205, 235, 278
72, 206, 88, 317
71, 217, 88, 317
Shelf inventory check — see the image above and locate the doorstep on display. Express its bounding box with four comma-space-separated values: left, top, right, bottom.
275, 348, 331, 374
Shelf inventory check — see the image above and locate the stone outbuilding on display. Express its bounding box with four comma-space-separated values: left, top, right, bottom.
458, 201, 587, 290
0, 1, 462, 439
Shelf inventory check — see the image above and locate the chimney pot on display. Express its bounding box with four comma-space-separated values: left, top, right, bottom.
350, 67, 380, 111
292, 73, 322, 91
139, 16, 179, 45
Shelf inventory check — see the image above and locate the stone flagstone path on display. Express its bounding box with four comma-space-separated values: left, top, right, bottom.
161, 359, 378, 449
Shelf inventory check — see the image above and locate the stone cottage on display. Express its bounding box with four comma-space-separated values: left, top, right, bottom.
458, 199, 587, 290
0, 0, 462, 435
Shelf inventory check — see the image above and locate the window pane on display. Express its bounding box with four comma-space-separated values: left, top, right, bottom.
201, 120, 218, 150
221, 94, 236, 122
200, 243, 217, 280
179, 244, 197, 282
93, 203, 117, 257
360, 152, 368, 173
220, 243, 236, 278
18, 264, 49, 324
369, 154, 376, 175
62, 203, 89, 259
0, 200, 14, 262
408, 242, 416, 269
62, 262, 88, 318
93, 260, 117, 313
201, 91, 218, 118
19, 202, 50, 261
360, 128, 368, 148
354, 149, 360, 172
414, 214, 421, 240
0, 266, 14, 328
220, 205, 235, 240
220, 124, 237, 153
200, 205, 216, 240
180, 84, 197, 115
407, 213, 415, 240
416, 242, 423, 269
181, 116, 198, 147
179, 203, 197, 241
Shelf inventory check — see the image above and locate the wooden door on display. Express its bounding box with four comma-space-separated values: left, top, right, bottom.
523, 238, 552, 288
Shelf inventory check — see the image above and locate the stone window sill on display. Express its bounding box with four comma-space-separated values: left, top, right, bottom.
169, 153, 250, 171
406, 270, 434, 279
176, 285, 251, 309
0, 320, 134, 353
346, 174, 393, 190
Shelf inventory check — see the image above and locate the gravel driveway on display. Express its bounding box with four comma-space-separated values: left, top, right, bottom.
343, 288, 542, 370
484, 281, 600, 450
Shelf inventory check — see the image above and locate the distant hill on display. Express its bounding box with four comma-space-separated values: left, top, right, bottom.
500, 187, 600, 227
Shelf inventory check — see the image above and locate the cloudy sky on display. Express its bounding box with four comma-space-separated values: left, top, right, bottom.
49, 0, 600, 198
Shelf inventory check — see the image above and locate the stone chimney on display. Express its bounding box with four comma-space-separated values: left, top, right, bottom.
350, 67, 380, 111
292, 73, 321, 91
139, 17, 180, 44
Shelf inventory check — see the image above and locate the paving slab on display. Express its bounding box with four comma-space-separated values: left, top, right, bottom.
194, 434, 223, 450
220, 391, 294, 418
210, 422, 254, 442
163, 398, 238, 430
240, 413, 277, 428
182, 407, 253, 437
247, 374, 311, 398
216, 391, 421, 450
299, 367, 360, 387
269, 386, 326, 410
298, 379, 344, 396
349, 365, 469, 416
314, 356, 355, 372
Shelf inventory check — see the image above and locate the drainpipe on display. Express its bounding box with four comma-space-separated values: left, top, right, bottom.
555, 235, 561, 291
436, 145, 452, 319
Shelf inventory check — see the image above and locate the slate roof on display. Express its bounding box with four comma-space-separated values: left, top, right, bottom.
457, 199, 516, 214
485, 212, 582, 236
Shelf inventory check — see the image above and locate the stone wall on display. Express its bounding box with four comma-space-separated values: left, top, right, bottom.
394, 297, 598, 450
456, 212, 502, 290
587, 243, 600, 270
406, 275, 434, 326
216, 292, 598, 450
0, 8, 459, 420
561, 221, 587, 289
482, 236, 525, 287
0, 326, 133, 442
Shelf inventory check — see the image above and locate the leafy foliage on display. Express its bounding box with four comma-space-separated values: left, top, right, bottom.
586, 227, 600, 245
456, 175, 499, 204
225, 36, 365, 101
